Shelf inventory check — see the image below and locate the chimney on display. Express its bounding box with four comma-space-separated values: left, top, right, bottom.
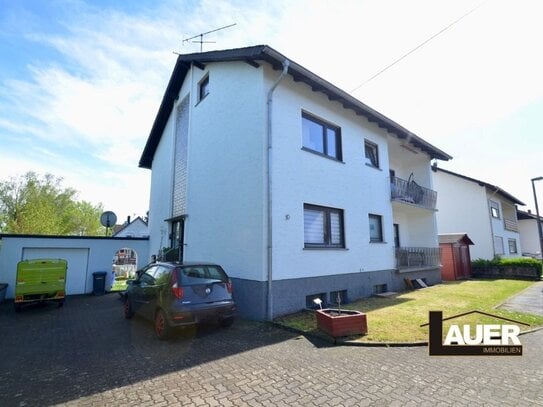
127, 215, 131, 225
528, 210, 532, 214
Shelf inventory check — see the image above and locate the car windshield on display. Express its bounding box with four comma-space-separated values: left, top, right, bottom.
178, 265, 228, 285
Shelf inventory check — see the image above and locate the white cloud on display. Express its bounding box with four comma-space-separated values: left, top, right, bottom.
1, 0, 542, 219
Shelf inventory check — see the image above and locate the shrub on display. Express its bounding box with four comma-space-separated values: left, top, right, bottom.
472, 257, 542, 278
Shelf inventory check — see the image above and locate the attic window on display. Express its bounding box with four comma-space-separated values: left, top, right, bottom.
199, 75, 209, 101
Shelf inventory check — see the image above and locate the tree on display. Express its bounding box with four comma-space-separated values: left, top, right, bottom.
0, 172, 105, 235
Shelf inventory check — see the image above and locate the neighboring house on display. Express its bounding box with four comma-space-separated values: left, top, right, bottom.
112, 216, 149, 238
139, 45, 451, 320
517, 209, 543, 259
433, 168, 525, 260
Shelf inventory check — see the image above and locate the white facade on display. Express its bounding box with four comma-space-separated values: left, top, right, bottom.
113, 217, 148, 238
433, 168, 523, 260
518, 211, 543, 258
142, 46, 450, 318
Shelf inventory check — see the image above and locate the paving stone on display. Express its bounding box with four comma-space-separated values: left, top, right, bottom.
0, 294, 542, 406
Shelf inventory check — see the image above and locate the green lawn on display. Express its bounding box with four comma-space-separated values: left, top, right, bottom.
275, 279, 543, 343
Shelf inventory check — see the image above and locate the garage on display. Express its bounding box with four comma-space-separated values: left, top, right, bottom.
0, 234, 149, 299
22, 247, 90, 295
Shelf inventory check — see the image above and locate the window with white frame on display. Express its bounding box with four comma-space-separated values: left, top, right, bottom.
490, 200, 500, 219
508, 238, 518, 254
494, 235, 504, 255
304, 204, 344, 248
364, 140, 379, 168
302, 112, 342, 160
369, 214, 383, 243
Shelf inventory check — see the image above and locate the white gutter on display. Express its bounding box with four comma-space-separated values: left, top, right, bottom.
266, 59, 289, 321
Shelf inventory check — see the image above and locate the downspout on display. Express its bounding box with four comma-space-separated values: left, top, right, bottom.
266, 59, 290, 321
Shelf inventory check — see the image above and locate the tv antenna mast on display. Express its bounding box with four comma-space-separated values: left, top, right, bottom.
183, 23, 237, 52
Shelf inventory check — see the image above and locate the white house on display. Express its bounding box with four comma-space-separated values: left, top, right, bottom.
433, 168, 525, 261
139, 45, 451, 319
113, 216, 149, 238
517, 209, 543, 259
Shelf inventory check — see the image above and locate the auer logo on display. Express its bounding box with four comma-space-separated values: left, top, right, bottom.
421, 311, 530, 356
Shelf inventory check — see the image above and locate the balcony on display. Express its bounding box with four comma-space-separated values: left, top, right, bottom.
503, 218, 519, 232
395, 247, 441, 271
391, 176, 437, 210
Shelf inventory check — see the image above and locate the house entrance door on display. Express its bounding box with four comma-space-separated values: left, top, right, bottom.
170, 218, 185, 262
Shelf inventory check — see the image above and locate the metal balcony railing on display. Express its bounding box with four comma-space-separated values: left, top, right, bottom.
159, 247, 182, 262
391, 176, 437, 210
395, 247, 441, 270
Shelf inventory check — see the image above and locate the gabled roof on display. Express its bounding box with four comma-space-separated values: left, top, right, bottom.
112, 216, 148, 237
434, 167, 525, 206
139, 45, 452, 169
438, 233, 474, 245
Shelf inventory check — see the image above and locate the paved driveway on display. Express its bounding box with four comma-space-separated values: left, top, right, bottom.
0, 294, 542, 406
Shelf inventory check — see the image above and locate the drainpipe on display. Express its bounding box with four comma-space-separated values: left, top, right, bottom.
266, 59, 290, 321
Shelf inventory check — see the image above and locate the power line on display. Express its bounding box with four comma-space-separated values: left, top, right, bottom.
350, 1, 487, 93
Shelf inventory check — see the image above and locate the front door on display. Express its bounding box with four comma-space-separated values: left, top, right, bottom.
170, 218, 185, 262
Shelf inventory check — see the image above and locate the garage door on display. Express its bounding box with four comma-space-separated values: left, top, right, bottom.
22, 248, 90, 295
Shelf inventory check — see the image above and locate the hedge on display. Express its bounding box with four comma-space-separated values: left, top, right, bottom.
472, 257, 542, 280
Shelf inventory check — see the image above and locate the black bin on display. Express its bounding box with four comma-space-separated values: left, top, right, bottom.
92, 272, 108, 295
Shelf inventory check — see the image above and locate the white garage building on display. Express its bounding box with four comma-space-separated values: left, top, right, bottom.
0, 234, 149, 299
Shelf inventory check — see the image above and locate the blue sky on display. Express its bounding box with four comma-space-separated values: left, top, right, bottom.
1, 0, 542, 222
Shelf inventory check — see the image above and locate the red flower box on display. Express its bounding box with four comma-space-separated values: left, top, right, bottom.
316, 309, 368, 338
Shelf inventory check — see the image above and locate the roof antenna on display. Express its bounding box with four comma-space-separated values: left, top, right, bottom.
182, 23, 237, 52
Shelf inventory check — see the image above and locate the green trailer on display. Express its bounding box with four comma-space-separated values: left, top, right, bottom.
14, 258, 67, 311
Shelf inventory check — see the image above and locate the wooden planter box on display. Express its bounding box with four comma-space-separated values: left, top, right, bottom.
316, 309, 368, 338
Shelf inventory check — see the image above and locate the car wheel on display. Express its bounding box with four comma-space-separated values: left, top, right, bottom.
219, 316, 234, 328
124, 299, 134, 319
154, 309, 172, 340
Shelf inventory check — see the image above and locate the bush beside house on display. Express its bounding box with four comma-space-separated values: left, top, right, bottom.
472, 257, 542, 280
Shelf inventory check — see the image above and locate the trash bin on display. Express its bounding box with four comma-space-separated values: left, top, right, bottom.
0, 283, 8, 303
92, 272, 107, 296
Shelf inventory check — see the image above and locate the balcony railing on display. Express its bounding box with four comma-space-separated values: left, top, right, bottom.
395, 247, 441, 270
391, 176, 437, 210
503, 218, 519, 232
159, 247, 182, 262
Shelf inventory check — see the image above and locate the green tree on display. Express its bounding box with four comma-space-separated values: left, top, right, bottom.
0, 172, 105, 235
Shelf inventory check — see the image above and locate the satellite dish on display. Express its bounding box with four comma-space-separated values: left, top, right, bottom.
100, 211, 117, 228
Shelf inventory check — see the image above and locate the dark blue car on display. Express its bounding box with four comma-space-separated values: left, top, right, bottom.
124, 262, 236, 339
